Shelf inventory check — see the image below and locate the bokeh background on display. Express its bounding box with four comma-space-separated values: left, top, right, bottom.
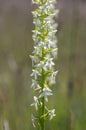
0, 0, 86, 130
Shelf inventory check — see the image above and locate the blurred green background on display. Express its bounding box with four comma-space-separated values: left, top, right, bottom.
0, 0, 86, 130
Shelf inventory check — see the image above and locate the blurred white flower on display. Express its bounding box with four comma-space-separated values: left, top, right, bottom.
31, 69, 41, 79
31, 96, 39, 110
49, 109, 56, 120
31, 79, 41, 89
30, 55, 39, 66
31, 114, 37, 127
48, 71, 58, 85
32, 46, 42, 57
39, 87, 53, 102
43, 58, 55, 70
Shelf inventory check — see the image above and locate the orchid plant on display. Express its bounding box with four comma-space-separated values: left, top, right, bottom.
30, 0, 59, 129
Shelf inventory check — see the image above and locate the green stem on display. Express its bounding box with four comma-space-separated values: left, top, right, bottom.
40, 62, 45, 130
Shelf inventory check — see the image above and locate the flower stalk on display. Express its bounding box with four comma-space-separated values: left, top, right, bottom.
30, 0, 59, 129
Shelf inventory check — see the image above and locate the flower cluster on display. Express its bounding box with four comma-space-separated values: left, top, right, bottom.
30, 0, 58, 128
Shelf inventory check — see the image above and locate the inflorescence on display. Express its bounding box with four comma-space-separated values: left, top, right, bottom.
30, 0, 59, 128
